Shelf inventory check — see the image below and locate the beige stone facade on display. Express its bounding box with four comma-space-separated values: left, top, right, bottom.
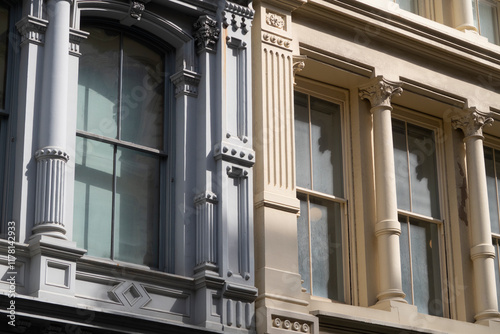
252, 0, 500, 333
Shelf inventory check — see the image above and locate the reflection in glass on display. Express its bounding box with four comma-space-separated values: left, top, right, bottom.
297, 194, 311, 294
393, 119, 411, 211
295, 92, 311, 189
74, 137, 114, 258
485, 147, 500, 234
397, 0, 419, 14
494, 240, 500, 309
399, 218, 412, 304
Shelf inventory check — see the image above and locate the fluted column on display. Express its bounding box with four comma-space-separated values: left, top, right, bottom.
32, 0, 72, 239
359, 76, 406, 304
452, 108, 500, 323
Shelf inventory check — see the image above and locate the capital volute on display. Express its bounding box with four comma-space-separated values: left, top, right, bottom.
451, 107, 493, 140
359, 76, 403, 109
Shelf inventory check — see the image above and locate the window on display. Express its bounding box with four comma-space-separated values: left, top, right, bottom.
483, 145, 500, 309
74, 25, 168, 268
396, 0, 420, 14
472, 0, 499, 44
294, 90, 347, 302
392, 117, 444, 316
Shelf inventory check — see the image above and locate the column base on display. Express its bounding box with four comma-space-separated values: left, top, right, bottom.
31, 223, 66, 240
475, 309, 500, 325
376, 289, 407, 304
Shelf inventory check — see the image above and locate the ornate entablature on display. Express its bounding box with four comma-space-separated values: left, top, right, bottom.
451, 107, 494, 139
193, 15, 220, 53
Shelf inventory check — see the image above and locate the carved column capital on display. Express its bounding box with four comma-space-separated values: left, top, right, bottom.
129, 0, 146, 20
359, 76, 403, 109
451, 107, 493, 139
193, 15, 220, 53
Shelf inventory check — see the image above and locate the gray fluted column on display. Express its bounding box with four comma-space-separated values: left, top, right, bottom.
359, 76, 407, 304
452, 108, 500, 323
32, 0, 72, 239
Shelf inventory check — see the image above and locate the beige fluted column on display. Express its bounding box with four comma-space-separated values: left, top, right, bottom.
453, 0, 477, 33
452, 108, 500, 324
359, 76, 407, 304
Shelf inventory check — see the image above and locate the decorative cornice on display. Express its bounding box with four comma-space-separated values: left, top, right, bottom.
16, 16, 48, 46
193, 15, 220, 53
223, 2, 254, 34
225, 2, 254, 19
359, 76, 403, 109
69, 28, 89, 56
35, 147, 69, 162
170, 69, 201, 97
451, 107, 493, 139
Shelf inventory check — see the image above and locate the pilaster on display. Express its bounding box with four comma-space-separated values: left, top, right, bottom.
358, 76, 407, 305
451, 107, 500, 324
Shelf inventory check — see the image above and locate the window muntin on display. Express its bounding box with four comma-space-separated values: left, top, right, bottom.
472, 0, 500, 44
392, 117, 444, 316
483, 145, 500, 308
295, 90, 346, 302
74, 25, 166, 268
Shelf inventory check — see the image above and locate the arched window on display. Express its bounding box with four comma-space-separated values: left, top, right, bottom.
74, 24, 169, 268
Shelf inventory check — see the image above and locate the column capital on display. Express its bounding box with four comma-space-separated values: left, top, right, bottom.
193, 15, 220, 54
451, 107, 493, 139
359, 76, 403, 109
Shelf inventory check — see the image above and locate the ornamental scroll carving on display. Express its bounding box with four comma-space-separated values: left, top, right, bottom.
266, 12, 285, 30
194, 15, 220, 53
359, 76, 403, 109
451, 107, 493, 139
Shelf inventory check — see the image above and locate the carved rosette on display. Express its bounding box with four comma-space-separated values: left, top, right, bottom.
193, 15, 220, 53
359, 76, 403, 109
266, 12, 285, 30
272, 317, 310, 333
194, 191, 218, 271
33, 147, 70, 238
451, 107, 493, 139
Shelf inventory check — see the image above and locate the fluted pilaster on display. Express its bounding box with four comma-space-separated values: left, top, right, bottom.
195, 191, 218, 273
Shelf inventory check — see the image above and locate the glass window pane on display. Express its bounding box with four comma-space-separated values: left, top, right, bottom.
399, 217, 413, 304
0, 3, 9, 110
478, 0, 498, 44
393, 119, 411, 212
294, 92, 311, 189
310, 97, 343, 197
310, 197, 344, 301
297, 194, 311, 294
485, 147, 500, 234
410, 220, 443, 316
407, 124, 440, 219
78, 27, 119, 138
473, 0, 480, 29
121, 36, 164, 149
494, 239, 500, 309
73, 137, 114, 258
397, 0, 419, 14
114, 147, 160, 267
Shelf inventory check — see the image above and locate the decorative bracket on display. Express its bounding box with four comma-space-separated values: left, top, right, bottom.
170, 69, 201, 97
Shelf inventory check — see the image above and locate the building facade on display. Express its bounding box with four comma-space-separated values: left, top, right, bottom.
252, 0, 500, 333
0, 0, 256, 332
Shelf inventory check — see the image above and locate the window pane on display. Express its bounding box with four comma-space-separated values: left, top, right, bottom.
297, 193, 311, 294
485, 147, 500, 234
78, 27, 119, 138
114, 147, 160, 267
121, 36, 164, 149
473, 0, 479, 29
310, 97, 343, 197
410, 219, 443, 316
393, 119, 411, 211
0, 4, 8, 109
399, 218, 413, 304
478, 0, 498, 44
397, 0, 418, 14
295, 92, 311, 189
407, 123, 440, 219
310, 197, 343, 301
74, 137, 114, 258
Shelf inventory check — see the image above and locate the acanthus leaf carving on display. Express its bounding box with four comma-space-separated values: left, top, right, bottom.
359, 76, 403, 109
194, 15, 220, 53
451, 107, 494, 139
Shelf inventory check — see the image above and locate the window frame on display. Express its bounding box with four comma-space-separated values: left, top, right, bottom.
391, 106, 450, 317
393, 0, 438, 21
74, 21, 174, 271
294, 78, 352, 304
472, 0, 500, 44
